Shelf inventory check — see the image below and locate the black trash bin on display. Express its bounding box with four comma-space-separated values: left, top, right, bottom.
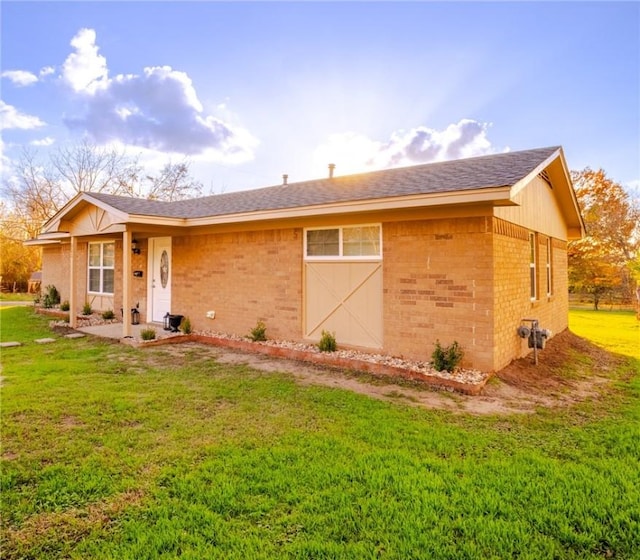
164, 313, 183, 332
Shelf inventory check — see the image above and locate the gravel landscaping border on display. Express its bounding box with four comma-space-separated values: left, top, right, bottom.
131, 330, 492, 395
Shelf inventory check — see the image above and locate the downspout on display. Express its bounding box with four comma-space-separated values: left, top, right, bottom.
122, 229, 132, 338
69, 236, 77, 329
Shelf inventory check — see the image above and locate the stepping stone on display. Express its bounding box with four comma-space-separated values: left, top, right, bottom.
34, 338, 56, 344
0, 341, 22, 348
64, 333, 86, 339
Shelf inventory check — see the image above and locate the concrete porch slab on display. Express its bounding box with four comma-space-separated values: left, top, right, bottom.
76, 322, 180, 342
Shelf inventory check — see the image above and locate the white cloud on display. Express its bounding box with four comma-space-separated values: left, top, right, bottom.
0, 100, 46, 130
30, 136, 56, 147
60, 29, 257, 161
312, 119, 498, 176
62, 28, 108, 93
39, 66, 55, 78
1, 70, 38, 87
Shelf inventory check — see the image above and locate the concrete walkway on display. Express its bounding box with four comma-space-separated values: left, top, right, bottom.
77, 322, 179, 341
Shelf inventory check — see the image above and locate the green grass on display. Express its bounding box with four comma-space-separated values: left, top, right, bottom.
1, 307, 639, 559
0, 292, 35, 302
569, 308, 639, 359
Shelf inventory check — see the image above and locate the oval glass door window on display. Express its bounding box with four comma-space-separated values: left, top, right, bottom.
160, 250, 169, 288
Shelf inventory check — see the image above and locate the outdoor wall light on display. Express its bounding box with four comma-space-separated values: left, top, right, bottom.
132, 239, 141, 254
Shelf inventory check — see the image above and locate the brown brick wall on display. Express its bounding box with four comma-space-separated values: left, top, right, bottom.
42, 244, 70, 302
382, 217, 495, 371
172, 228, 303, 340
492, 219, 569, 370
42, 240, 128, 317
40, 215, 570, 373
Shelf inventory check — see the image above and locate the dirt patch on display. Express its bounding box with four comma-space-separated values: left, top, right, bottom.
479, 329, 622, 413
145, 329, 625, 416
4, 489, 145, 554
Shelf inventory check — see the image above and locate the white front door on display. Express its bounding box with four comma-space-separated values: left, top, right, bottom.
148, 237, 172, 323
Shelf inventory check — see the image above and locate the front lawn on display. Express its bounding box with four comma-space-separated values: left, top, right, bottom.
1, 307, 638, 559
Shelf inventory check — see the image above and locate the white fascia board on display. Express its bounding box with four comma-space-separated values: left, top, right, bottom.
83, 193, 130, 222
185, 187, 514, 227
127, 215, 187, 227
555, 147, 586, 237
41, 192, 130, 233
23, 239, 61, 246
509, 148, 562, 199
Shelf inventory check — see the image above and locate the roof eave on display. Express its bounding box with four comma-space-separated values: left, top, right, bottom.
24, 232, 71, 246
509, 147, 586, 238
186, 187, 514, 227
41, 192, 131, 234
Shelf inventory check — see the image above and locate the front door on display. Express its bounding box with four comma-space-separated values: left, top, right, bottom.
148, 237, 172, 323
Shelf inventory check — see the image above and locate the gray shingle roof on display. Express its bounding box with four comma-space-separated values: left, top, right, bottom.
89, 146, 560, 220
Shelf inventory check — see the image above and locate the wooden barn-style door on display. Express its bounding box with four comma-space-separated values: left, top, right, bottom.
304, 261, 383, 349
303, 225, 383, 349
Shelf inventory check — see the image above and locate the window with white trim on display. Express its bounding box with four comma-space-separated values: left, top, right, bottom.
88, 242, 115, 294
529, 233, 537, 301
305, 225, 381, 259
545, 238, 553, 297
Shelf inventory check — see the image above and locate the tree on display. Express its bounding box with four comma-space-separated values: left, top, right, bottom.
2, 140, 203, 238
0, 202, 41, 291
145, 160, 203, 202
50, 138, 141, 196
1, 140, 204, 291
4, 149, 66, 240
569, 168, 640, 309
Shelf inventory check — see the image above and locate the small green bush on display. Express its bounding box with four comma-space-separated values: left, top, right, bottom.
102, 309, 115, 320
180, 316, 192, 334
42, 285, 60, 308
249, 320, 267, 342
140, 328, 156, 341
318, 330, 337, 353
82, 302, 93, 316
431, 340, 464, 373
60, 300, 70, 312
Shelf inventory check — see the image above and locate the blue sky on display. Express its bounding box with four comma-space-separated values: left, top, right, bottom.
1, 1, 638, 196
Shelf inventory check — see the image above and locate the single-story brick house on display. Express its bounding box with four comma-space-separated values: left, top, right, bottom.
29, 146, 584, 372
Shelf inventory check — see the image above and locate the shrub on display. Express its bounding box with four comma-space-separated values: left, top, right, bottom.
82, 302, 93, 316
102, 309, 115, 320
140, 328, 156, 341
60, 300, 70, 312
249, 320, 267, 342
42, 285, 60, 308
180, 316, 192, 334
318, 330, 337, 353
431, 340, 464, 373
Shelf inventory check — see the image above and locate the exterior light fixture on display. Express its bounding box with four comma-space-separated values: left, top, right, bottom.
132, 239, 141, 254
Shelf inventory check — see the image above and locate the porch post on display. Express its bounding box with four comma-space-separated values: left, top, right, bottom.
122, 229, 132, 338
69, 236, 77, 328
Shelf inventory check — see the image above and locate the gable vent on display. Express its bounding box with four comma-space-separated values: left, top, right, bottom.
538, 170, 552, 188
